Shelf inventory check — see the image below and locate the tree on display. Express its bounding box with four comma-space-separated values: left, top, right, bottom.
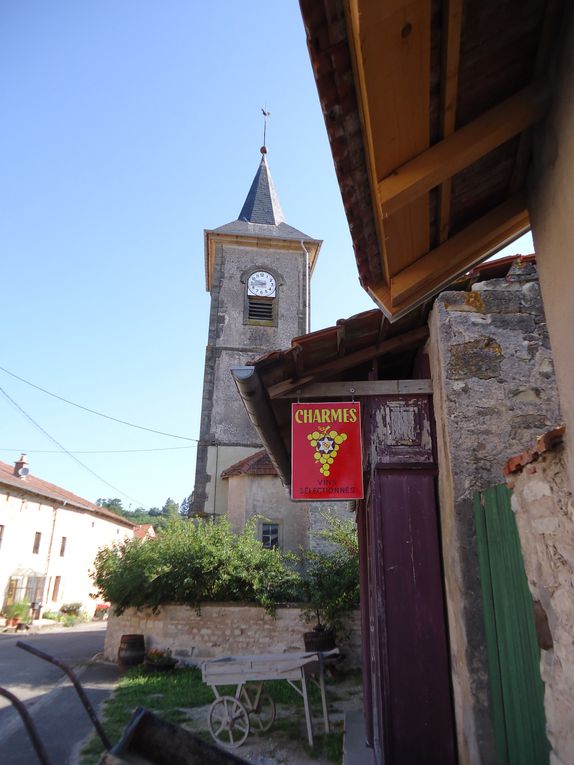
96, 498, 125, 515
180, 494, 193, 516
161, 497, 179, 517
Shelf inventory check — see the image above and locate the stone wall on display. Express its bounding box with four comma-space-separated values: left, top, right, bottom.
509, 446, 574, 765
428, 260, 561, 764
193, 238, 308, 517
308, 502, 354, 554
105, 604, 362, 669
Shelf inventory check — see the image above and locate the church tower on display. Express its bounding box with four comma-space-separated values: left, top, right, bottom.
192, 148, 322, 520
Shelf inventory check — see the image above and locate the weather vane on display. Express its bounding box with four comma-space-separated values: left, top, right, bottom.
261, 107, 270, 154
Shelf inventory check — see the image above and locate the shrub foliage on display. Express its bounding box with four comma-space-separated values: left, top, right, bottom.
92, 515, 360, 627
92, 517, 302, 614
301, 515, 360, 633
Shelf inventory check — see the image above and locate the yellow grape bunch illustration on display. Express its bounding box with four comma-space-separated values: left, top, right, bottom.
307, 425, 348, 477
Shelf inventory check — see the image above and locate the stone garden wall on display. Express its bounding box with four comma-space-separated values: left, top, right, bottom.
428, 259, 561, 764
104, 604, 362, 669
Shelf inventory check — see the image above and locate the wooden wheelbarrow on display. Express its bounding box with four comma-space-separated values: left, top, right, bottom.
202, 649, 339, 749
0, 642, 248, 765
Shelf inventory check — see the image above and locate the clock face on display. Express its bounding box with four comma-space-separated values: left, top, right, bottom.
247, 271, 276, 297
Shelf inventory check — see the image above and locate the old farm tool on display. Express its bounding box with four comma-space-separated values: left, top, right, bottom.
1, 642, 248, 765
202, 649, 338, 748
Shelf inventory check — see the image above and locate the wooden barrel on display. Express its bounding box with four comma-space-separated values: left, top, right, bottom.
303, 629, 336, 652
118, 634, 145, 666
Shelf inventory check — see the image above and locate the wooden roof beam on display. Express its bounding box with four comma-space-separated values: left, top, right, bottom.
390, 195, 530, 307
438, 0, 463, 243
377, 82, 550, 218
267, 326, 429, 399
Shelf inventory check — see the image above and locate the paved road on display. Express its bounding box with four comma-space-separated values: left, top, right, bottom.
0, 622, 106, 711
0, 623, 119, 764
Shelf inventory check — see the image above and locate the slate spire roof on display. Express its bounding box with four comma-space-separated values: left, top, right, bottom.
238, 151, 285, 225
212, 149, 316, 242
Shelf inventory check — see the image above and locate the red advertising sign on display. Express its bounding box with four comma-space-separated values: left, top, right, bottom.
291, 402, 363, 501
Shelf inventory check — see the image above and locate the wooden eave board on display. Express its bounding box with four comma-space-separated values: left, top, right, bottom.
347, 0, 432, 280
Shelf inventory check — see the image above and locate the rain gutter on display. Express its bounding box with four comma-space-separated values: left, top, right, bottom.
231, 366, 292, 487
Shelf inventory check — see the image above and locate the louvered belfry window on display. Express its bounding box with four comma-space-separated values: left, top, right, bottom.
248, 295, 273, 322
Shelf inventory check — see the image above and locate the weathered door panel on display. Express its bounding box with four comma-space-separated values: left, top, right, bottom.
359, 394, 457, 764
373, 468, 456, 764
475, 484, 549, 765
356, 496, 374, 747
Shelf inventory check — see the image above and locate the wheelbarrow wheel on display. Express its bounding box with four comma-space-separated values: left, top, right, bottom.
208, 695, 250, 748
249, 692, 275, 733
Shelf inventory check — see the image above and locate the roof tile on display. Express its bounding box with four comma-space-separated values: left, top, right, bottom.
0, 459, 135, 527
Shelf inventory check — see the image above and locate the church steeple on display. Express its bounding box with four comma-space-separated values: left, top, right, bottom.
238, 150, 285, 225
194, 143, 322, 520
205, 149, 322, 292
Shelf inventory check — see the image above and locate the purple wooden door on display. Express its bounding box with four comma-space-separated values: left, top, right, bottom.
360, 395, 457, 764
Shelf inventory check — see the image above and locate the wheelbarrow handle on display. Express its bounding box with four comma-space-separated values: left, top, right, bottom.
0, 686, 53, 765
16, 641, 112, 750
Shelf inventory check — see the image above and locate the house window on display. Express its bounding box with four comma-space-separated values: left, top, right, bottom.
60, 536, 67, 557
261, 523, 280, 550
32, 531, 41, 554
52, 576, 61, 602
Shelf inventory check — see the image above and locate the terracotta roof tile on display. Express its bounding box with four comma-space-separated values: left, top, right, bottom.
133, 524, 156, 538
504, 425, 565, 476
0, 459, 135, 527
220, 450, 278, 479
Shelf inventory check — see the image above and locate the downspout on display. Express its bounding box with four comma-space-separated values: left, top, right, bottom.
301, 240, 310, 333
42, 501, 64, 617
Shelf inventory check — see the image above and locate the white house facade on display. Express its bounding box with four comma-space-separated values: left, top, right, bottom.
0, 455, 135, 619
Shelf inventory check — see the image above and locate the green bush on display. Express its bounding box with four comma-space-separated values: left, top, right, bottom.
91, 515, 360, 629
60, 602, 83, 616
91, 517, 301, 614
301, 515, 360, 634
41, 611, 60, 621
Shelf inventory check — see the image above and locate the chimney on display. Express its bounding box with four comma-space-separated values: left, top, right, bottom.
14, 454, 30, 479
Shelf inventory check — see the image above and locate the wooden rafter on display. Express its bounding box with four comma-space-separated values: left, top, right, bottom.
389, 195, 530, 307
438, 0, 463, 242
267, 326, 429, 399
276, 380, 433, 399
377, 83, 550, 217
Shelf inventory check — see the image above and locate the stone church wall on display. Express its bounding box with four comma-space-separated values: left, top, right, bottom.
226, 473, 309, 552
105, 604, 362, 668
508, 446, 574, 765
193, 240, 309, 517
308, 502, 354, 554
428, 260, 561, 764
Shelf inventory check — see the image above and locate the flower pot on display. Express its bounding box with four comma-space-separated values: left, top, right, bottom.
303, 629, 336, 652
143, 658, 177, 673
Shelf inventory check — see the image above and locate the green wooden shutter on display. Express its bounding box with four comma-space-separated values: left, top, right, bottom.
474, 484, 549, 765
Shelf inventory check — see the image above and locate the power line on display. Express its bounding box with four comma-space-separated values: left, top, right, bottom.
0, 385, 146, 507
0, 365, 197, 441
0, 445, 197, 454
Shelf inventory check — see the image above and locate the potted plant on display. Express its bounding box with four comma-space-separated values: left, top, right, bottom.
93, 602, 110, 621
5, 601, 31, 628
143, 648, 177, 672
300, 546, 359, 652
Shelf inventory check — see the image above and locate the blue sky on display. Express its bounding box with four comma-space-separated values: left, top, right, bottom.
0, 2, 533, 510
